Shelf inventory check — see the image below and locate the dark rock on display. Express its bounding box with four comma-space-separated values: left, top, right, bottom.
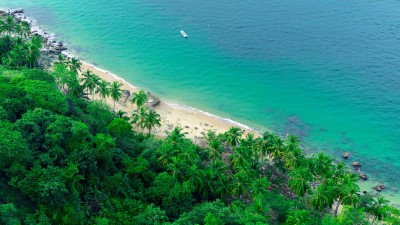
359, 174, 368, 180
373, 185, 385, 192
123, 90, 130, 103
146, 92, 161, 107
185, 125, 189, 128
352, 161, 362, 167
342, 152, 350, 159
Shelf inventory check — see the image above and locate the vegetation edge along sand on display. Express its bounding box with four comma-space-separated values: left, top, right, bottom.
80, 62, 259, 143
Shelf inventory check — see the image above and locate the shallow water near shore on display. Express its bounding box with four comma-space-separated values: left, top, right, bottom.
1, 0, 400, 203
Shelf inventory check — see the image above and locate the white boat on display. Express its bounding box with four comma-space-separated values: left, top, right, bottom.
180, 30, 188, 38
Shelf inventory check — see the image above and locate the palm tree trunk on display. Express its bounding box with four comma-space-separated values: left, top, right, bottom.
113, 101, 116, 112
334, 199, 341, 216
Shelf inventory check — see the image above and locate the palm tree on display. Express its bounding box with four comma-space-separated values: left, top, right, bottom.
156, 142, 176, 167
166, 156, 183, 179
308, 184, 332, 223
216, 174, 231, 201
165, 127, 187, 145
0, 16, 17, 35
285, 209, 313, 225
144, 109, 161, 135
185, 165, 203, 190
16, 20, 30, 37
90, 75, 101, 100
288, 167, 313, 197
225, 127, 243, 147
109, 81, 123, 111
369, 195, 390, 222
96, 80, 110, 99
310, 153, 334, 178
199, 169, 216, 200
251, 177, 271, 196
230, 171, 249, 198
207, 138, 223, 161
25, 35, 42, 68
69, 57, 82, 74
131, 106, 148, 130
131, 89, 148, 109
80, 69, 94, 95
114, 110, 130, 121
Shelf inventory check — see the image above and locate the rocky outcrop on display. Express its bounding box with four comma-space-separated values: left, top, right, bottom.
146, 92, 161, 107
1, 9, 71, 64
374, 185, 385, 192
123, 90, 131, 103
359, 174, 368, 180
342, 152, 349, 159
352, 161, 362, 167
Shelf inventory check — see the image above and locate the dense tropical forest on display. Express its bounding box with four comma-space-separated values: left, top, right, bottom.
1, 13, 399, 225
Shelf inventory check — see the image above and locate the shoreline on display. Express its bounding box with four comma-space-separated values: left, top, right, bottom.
2, 7, 399, 207
80, 61, 260, 143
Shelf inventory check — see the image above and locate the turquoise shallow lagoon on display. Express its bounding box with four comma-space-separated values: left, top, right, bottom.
1, 0, 400, 201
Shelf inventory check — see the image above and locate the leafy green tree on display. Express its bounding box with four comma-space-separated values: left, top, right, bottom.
107, 118, 133, 140
337, 206, 368, 225
204, 213, 224, 225
0, 203, 21, 225
0, 123, 32, 172
173, 200, 240, 225
147, 172, 195, 219
17, 80, 67, 114
133, 204, 168, 225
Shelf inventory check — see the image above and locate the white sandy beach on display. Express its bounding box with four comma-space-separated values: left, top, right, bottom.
80, 62, 259, 144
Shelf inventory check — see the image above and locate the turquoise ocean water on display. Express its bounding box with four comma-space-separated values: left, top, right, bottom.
1, 0, 400, 201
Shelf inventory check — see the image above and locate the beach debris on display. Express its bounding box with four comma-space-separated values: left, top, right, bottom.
194, 127, 198, 130
185, 125, 190, 128
352, 161, 362, 168
342, 152, 350, 159
358, 174, 368, 180
373, 185, 385, 192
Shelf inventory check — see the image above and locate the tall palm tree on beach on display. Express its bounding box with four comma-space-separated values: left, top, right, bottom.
144, 109, 161, 135
225, 127, 243, 147
96, 79, 110, 99
80, 69, 94, 95
131, 106, 148, 130
69, 57, 82, 74
88, 74, 101, 100
109, 81, 123, 112
131, 89, 148, 109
